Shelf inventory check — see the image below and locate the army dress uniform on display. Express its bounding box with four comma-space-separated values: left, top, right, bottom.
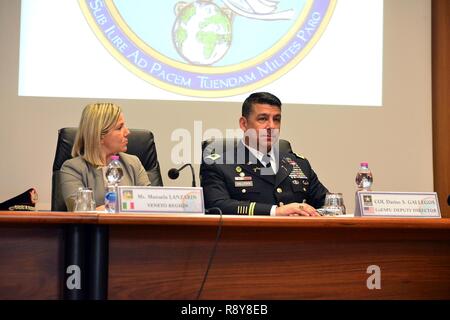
200, 142, 328, 215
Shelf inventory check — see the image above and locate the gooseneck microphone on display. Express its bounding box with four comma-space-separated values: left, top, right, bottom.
168, 164, 197, 187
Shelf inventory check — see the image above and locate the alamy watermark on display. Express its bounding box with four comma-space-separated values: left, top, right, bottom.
366, 265, 381, 290
171, 121, 280, 175
66, 265, 81, 290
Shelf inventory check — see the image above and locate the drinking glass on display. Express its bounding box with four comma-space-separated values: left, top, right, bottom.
74, 187, 96, 212
320, 192, 346, 215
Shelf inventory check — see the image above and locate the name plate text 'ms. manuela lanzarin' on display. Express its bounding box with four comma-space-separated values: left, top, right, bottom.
117, 186, 205, 214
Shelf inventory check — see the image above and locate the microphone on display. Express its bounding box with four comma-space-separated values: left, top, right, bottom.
168, 164, 197, 187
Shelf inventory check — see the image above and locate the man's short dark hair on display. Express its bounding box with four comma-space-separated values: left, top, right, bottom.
242, 92, 282, 118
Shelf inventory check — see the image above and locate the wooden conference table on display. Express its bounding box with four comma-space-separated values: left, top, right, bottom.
0, 211, 449, 300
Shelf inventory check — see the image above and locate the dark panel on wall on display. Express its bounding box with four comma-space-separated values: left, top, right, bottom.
432, 0, 450, 217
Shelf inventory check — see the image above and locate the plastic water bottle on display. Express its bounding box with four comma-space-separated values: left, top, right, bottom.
106, 155, 123, 185
355, 162, 373, 191
104, 185, 117, 213
105, 155, 123, 213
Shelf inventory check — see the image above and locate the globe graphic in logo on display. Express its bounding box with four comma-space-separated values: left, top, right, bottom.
173, 1, 232, 65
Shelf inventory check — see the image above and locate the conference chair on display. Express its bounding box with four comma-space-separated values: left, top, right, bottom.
51, 127, 163, 211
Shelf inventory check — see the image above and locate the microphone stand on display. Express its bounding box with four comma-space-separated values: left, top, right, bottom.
188, 164, 197, 187
169, 164, 197, 187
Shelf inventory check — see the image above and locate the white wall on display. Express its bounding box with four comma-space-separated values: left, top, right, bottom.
0, 0, 432, 213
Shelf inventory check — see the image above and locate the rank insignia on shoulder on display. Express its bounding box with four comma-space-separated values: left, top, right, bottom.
293, 152, 305, 159
205, 153, 221, 161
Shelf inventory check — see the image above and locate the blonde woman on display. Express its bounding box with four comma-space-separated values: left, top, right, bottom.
60, 103, 150, 211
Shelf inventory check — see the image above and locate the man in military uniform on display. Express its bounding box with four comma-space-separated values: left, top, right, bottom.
200, 92, 328, 216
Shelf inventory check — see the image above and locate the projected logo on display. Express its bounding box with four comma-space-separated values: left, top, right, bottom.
79, 0, 335, 98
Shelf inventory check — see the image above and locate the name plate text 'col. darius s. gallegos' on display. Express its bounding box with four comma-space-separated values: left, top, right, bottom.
355, 191, 441, 218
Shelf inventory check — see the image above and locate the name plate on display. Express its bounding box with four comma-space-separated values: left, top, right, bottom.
355, 191, 441, 218
117, 186, 205, 214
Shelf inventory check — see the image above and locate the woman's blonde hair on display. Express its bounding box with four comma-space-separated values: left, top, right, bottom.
72, 103, 121, 166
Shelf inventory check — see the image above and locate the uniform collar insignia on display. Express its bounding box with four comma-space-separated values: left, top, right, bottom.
205, 153, 221, 161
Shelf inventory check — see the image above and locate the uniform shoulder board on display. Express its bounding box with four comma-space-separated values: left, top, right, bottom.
205, 153, 221, 161
293, 152, 306, 160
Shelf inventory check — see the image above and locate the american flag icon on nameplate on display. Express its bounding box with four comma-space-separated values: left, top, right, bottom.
364, 207, 374, 213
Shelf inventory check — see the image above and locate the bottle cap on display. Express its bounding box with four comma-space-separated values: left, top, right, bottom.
360, 162, 368, 167
110, 155, 119, 161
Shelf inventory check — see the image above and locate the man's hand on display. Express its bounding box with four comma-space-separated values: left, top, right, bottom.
275, 202, 320, 216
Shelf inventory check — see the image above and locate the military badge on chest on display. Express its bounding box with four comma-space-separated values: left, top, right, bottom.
234, 166, 254, 188
235, 176, 254, 187
285, 157, 309, 192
